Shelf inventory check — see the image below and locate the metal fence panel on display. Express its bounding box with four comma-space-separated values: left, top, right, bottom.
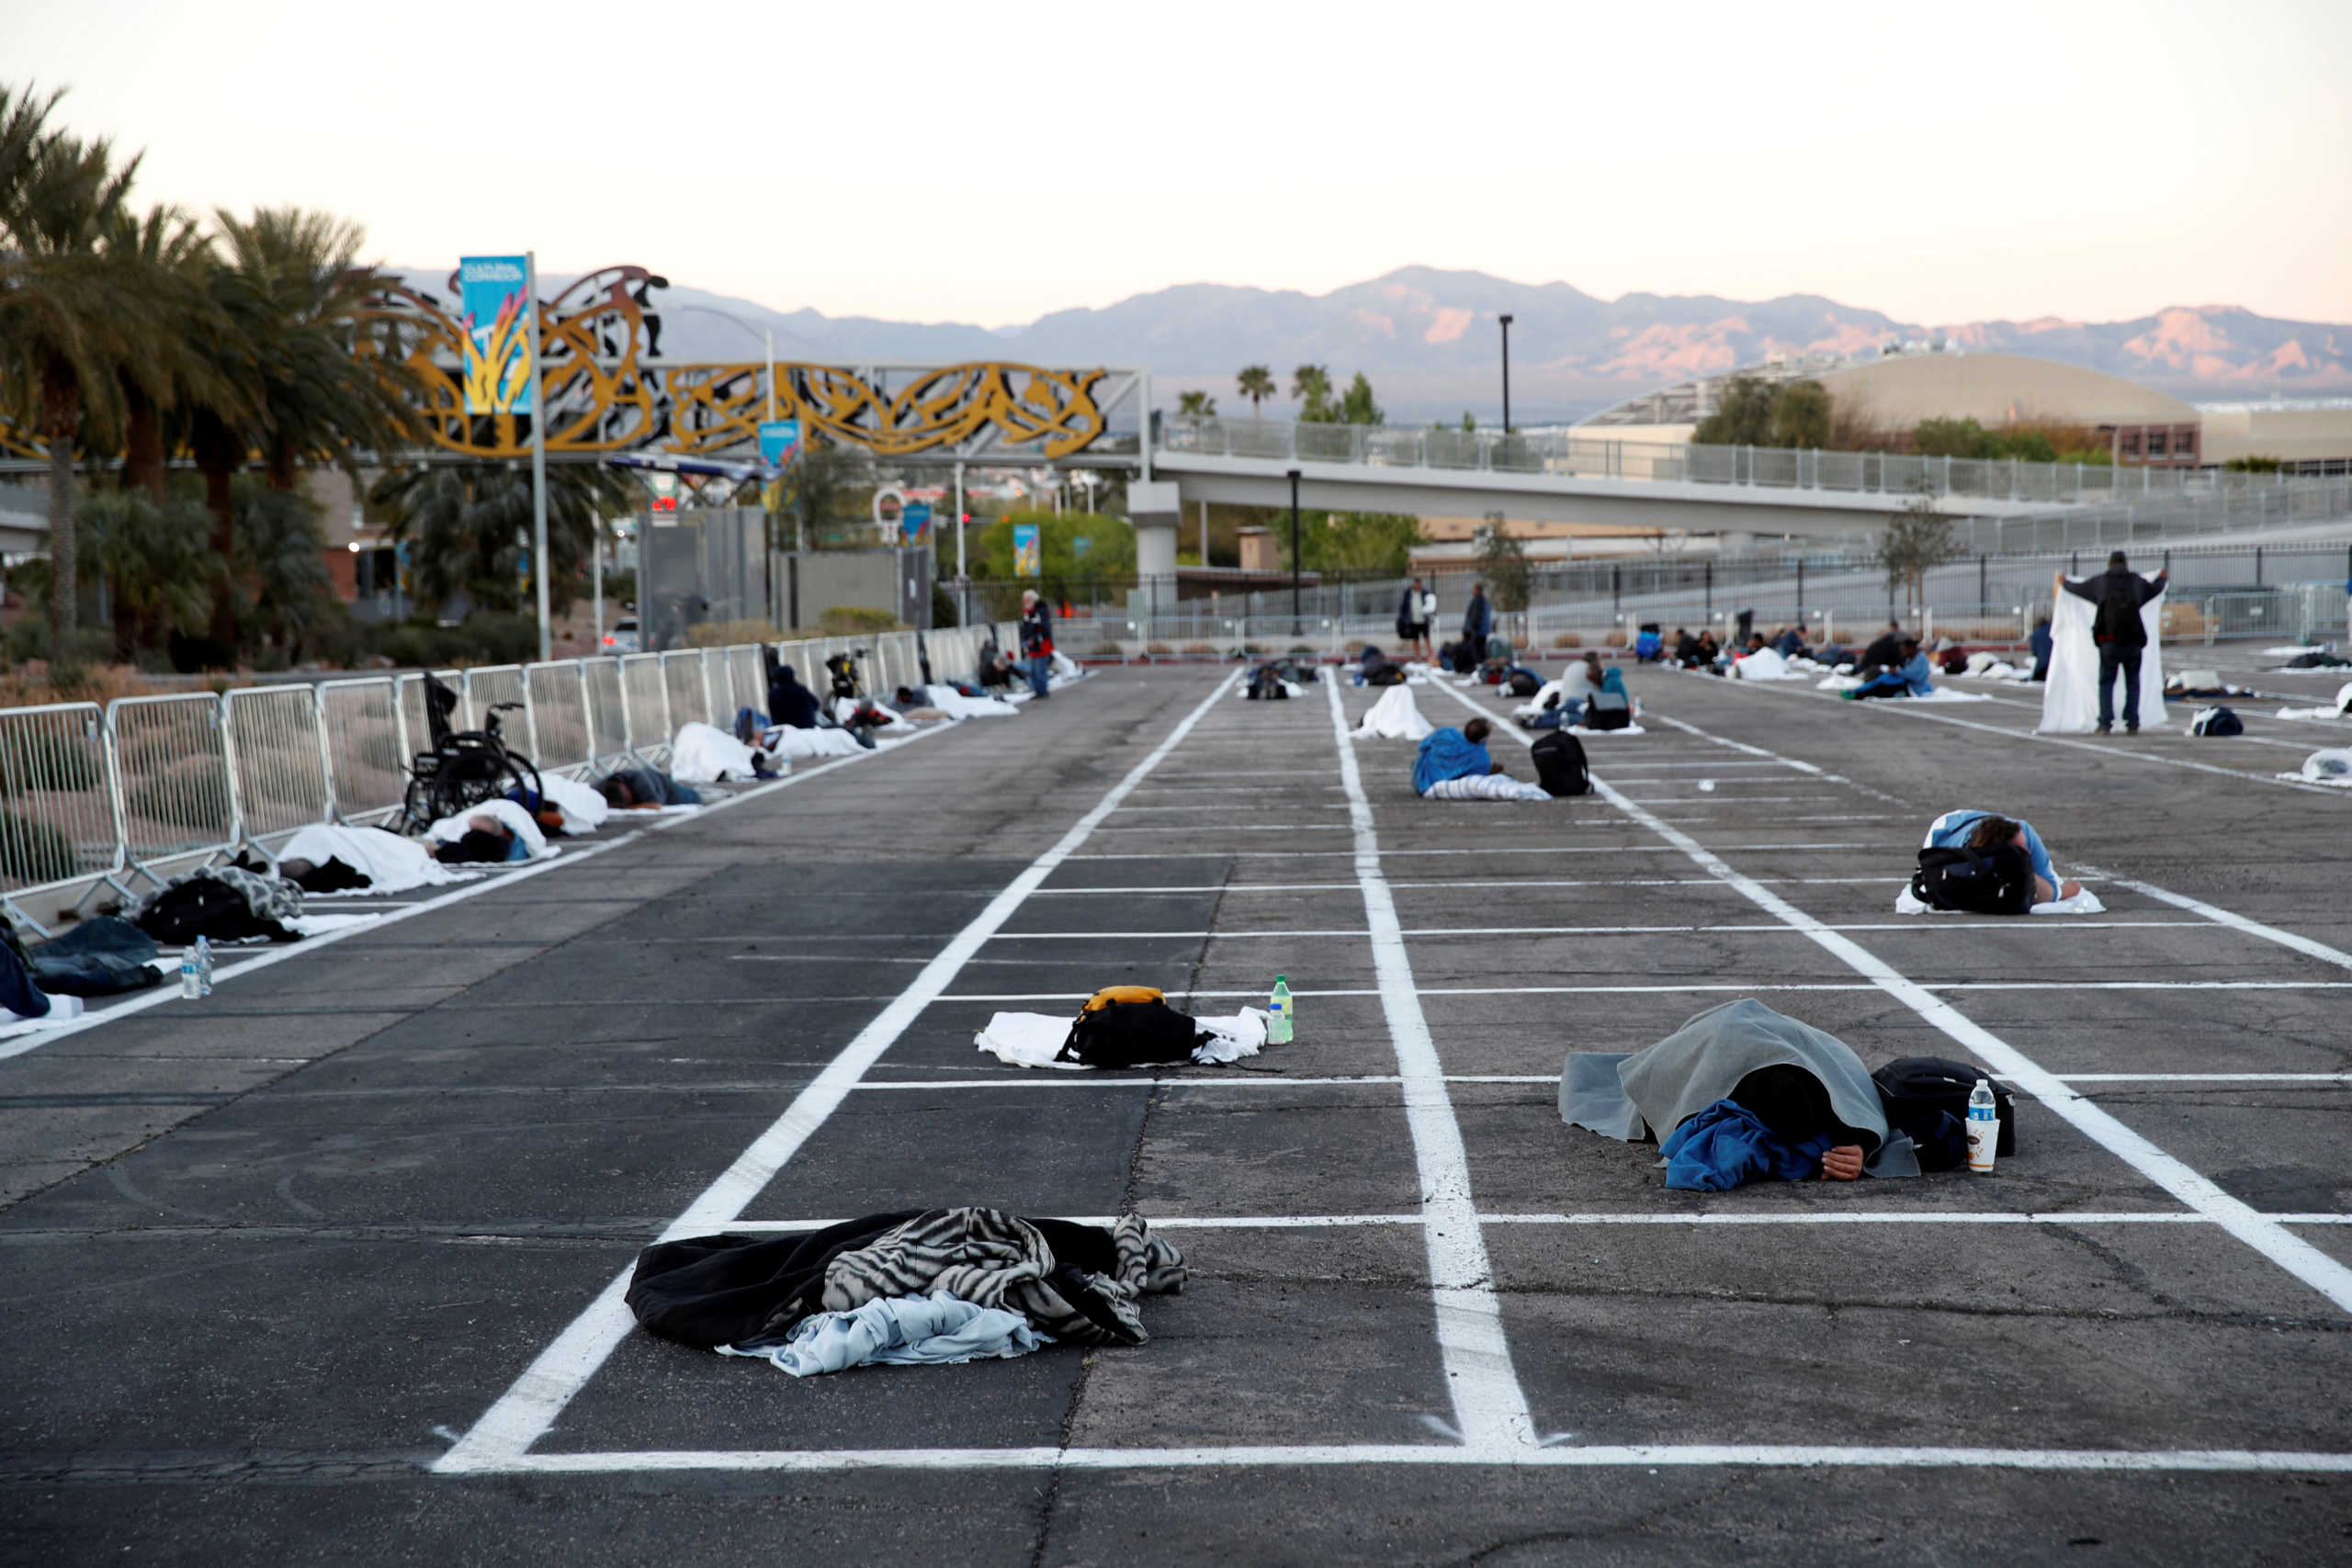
225, 686, 333, 846
317, 678, 407, 825
107, 693, 235, 873
396, 669, 462, 761
729, 647, 763, 716
584, 659, 628, 764
0, 701, 123, 902
526, 662, 591, 773
621, 653, 670, 753
662, 650, 708, 730
461, 664, 527, 735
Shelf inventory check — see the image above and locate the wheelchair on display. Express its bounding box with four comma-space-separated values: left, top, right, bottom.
401, 673, 546, 833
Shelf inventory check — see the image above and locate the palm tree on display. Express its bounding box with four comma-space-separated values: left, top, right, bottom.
74, 485, 212, 660
181, 207, 419, 650
371, 461, 632, 617
0, 87, 154, 650
1176, 389, 1216, 417
1235, 365, 1274, 416
106, 202, 234, 504
1291, 365, 1332, 421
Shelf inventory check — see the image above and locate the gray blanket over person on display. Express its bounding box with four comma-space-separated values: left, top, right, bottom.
1561, 998, 1923, 1186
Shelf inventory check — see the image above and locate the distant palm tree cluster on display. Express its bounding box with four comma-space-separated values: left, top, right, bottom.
1173, 365, 1387, 427
0, 85, 623, 671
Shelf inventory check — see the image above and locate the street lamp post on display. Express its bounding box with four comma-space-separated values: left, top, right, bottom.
1498, 312, 1514, 435
1287, 467, 1302, 631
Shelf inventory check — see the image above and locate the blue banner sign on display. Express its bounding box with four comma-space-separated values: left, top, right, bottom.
458, 254, 534, 415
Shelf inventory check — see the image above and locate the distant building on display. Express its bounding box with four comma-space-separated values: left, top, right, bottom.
1578, 346, 2352, 473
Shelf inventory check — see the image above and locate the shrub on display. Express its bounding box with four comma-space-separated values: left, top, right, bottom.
1344, 639, 1367, 653
1240, 642, 1268, 655
820, 605, 902, 636
1551, 632, 1583, 649
686, 618, 781, 649
1096, 640, 1122, 656
1146, 642, 1173, 656
1603, 630, 1628, 648
1287, 643, 1314, 654
0, 809, 81, 886
1182, 643, 1214, 655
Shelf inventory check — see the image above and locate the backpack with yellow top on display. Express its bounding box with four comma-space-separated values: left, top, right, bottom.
1057, 986, 1209, 1068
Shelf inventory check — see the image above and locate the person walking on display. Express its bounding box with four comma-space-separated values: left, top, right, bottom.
2060, 552, 2167, 734
1018, 589, 1054, 700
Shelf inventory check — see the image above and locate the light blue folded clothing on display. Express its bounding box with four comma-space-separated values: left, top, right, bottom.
717, 1290, 1046, 1376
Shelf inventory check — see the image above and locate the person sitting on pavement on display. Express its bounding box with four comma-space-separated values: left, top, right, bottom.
1844, 637, 1934, 701
1522, 651, 1604, 729
1772, 625, 1810, 659
976, 634, 1015, 689
1857, 620, 1905, 679
1923, 809, 2081, 906
2029, 615, 2054, 682
1412, 716, 1552, 801
766, 664, 824, 728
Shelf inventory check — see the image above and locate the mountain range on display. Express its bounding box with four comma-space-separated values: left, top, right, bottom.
393, 265, 2352, 424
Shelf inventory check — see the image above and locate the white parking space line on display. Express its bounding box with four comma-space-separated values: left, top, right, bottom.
1064, 843, 1904, 862
1324, 676, 1535, 1457
1442, 686, 2352, 1316
433, 670, 1245, 1476
933, 978, 2352, 1003
981, 920, 2208, 940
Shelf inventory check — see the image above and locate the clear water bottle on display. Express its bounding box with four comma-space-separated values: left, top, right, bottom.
1966, 1078, 1999, 1173
179, 944, 201, 1000
194, 935, 214, 998
1267, 975, 1294, 1044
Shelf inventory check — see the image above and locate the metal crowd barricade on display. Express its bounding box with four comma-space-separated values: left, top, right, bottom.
701, 648, 736, 720
106, 692, 237, 885
461, 664, 528, 735
223, 685, 334, 856
395, 669, 462, 762
526, 661, 592, 774
0, 700, 126, 923
317, 678, 407, 826
661, 650, 709, 731
729, 646, 763, 715
583, 658, 628, 768
620, 653, 670, 759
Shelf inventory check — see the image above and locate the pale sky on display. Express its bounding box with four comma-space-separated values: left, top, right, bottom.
7, 0, 2349, 328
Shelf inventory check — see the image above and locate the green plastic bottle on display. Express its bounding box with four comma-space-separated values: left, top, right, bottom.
1268, 976, 1294, 1043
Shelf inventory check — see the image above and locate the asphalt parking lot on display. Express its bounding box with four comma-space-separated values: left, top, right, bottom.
3, 654, 2348, 1566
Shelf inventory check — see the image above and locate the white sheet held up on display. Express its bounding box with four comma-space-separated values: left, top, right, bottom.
1352, 685, 1433, 741
2039, 575, 2165, 733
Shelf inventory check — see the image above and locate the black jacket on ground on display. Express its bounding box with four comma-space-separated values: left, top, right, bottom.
625, 1210, 1123, 1349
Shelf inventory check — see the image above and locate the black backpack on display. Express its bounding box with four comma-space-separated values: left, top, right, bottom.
1507, 670, 1541, 697
1365, 663, 1406, 687
1872, 1055, 2016, 1167
1246, 665, 1288, 701
1911, 842, 2035, 915
1058, 991, 1206, 1067
1531, 730, 1590, 796
1583, 689, 1633, 730
2190, 705, 2243, 737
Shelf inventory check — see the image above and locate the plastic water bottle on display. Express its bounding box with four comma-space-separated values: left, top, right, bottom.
194, 935, 214, 998
179, 945, 201, 1000
1966, 1079, 1999, 1173
1267, 976, 1294, 1044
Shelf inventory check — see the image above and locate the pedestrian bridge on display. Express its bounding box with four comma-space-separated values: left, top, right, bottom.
1149, 416, 2211, 536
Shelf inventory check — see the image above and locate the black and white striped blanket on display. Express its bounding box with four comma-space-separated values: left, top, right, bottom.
820, 1208, 1186, 1346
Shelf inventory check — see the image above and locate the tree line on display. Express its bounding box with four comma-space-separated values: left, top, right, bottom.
1691, 374, 2119, 465
0, 84, 631, 672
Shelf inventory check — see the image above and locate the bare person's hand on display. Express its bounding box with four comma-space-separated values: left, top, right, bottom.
1820, 1145, 1865, 1181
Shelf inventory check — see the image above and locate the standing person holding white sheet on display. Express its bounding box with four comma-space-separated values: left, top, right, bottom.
2040, 552, 2167, 735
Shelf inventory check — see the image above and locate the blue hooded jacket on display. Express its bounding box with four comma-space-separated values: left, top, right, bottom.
1414, 728, 1492, 795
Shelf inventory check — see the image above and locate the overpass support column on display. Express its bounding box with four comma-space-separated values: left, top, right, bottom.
1129, 479, 1182, 627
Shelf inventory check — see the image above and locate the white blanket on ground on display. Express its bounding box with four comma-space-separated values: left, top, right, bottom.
1566, 721, 1648, 736
975, 1007, 1274, 1069
1353, 685, 1434, 740
2040, 576, 2165, 733
1964, 652, 2030, 681
763, 725, 866, 759
277, 824, 455, 893
1423, 773, 1554, 802
423, 796, 553, 860
672, 721, 764, 784
1730, 649, 1804, 681
536, 772, 610, 834
2279, 748, 2352, 786
923, 684, 1020, 718
1894, 884, 2106, 916
837, 696, 910, 728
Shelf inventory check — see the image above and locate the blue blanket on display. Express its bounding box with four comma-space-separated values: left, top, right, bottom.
1660, 1100, 1834, 1190
1413, 728, 1492, 795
